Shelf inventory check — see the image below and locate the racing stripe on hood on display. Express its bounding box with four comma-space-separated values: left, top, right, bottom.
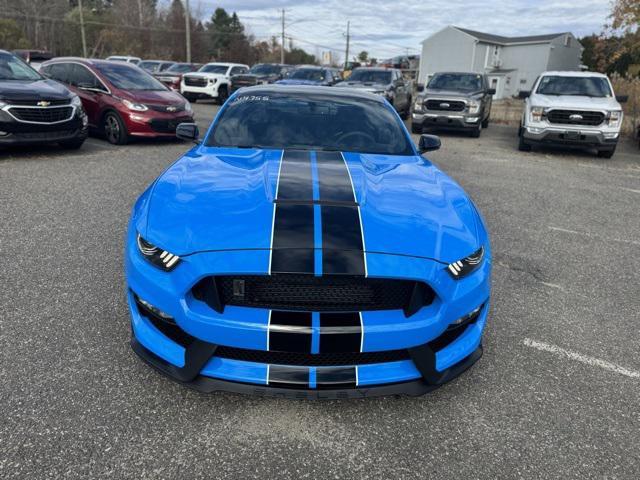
270, 150, 315, 274
316, 151, 367, 276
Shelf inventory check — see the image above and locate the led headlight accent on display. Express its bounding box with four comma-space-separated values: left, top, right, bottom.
136, 234, 180, 270
448, 304, 483, 330
122, 99, 148, 112
530, 106, 545, 122
447, 246, 484, 279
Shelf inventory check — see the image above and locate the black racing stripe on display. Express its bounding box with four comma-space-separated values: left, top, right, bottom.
315, 151, 365, 276
319, 313, 362, 353
321, 206, 365, 275
316, 151, 356, 203
271, 150, 315, 274
268, 365, 310, 388
316, 366, 357, 389
269, 311, 312, 353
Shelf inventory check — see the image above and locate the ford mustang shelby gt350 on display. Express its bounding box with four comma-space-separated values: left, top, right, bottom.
126, 85, 491, 399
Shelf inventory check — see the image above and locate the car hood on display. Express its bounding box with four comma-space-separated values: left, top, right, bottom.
276, 79, 324, 86
140, 148, 481, 264
424, 88, 480, 99
0, 79, 73, 103
184, 73, 226, 81
530, 94, 619, 110
335, 82, 388, 92
121, 89, 185, 105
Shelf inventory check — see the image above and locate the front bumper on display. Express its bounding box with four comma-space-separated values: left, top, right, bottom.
126, 226, 491, 397
181, 81, 221, 98
523, 126, 619, 149
124, 111, 194, 137
0, 108, 88, 146
412, 112, 480, 131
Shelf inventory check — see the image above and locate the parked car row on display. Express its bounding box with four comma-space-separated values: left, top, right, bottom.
411, 70, 626, 157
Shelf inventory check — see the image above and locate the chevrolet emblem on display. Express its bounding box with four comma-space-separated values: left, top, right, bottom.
37, 100, 51, 107
166, 106, 177, 112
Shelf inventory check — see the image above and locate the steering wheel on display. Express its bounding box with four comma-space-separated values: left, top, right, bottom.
334, 131, 376, 146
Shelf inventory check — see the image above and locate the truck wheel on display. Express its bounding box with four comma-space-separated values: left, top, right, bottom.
411, 123, 422, 134
470, 123, 481, 138
482, 115, 490, 128
597, 148, 615, 158
518, 133, 532, 152
217, 86, 228, 105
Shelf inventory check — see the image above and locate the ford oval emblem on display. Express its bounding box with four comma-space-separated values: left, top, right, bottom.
569, 114, 583, 121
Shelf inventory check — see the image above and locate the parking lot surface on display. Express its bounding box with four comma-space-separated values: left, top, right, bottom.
1, 102, 639, 479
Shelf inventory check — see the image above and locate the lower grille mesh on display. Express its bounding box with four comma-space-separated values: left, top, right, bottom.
215, 347, 410, 366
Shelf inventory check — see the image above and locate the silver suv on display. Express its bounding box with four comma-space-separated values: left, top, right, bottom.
518, 71, 626, 158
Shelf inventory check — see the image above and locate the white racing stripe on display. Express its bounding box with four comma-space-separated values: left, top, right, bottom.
267, 150, 285, 275
339, 152, 368, 277
523, 338, 640, 379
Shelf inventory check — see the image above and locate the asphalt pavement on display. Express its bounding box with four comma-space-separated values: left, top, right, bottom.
1, 101, 639, 479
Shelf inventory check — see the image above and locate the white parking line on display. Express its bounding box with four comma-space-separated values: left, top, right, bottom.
621, 187, 640, 194
523, 338, 640, 379
548, 226, 640, 247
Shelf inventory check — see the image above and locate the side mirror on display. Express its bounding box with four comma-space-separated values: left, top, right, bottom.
487, 88, 496, 95
616, 95, 629, 103
418, 134, 441, 153
176, 122, 199, 143
518, 90, 531, 99
416, 83, 425, 92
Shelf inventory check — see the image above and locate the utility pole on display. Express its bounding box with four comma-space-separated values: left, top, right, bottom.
280, 9, 285, 64
344, 21, 350, 70
184, 0, 192, 63
78, 0, 88, 58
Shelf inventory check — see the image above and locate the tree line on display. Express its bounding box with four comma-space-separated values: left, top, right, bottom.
0, 0, 318, 65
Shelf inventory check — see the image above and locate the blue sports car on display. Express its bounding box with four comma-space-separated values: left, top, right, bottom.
126, 86, 491, 399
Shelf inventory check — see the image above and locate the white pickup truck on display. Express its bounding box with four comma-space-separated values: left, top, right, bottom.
518, 71, 626, 158
181, 62, 249, 104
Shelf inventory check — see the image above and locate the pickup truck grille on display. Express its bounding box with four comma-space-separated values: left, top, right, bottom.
547, 109, 605, 127
184, 76, 208, 87
8, 106, 74, 123
425, 99, 466, 112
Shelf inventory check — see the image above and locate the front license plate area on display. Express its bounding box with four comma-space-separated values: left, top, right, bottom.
564, 130, 580, 140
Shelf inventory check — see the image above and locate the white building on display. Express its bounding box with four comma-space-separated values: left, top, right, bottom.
418, 26, 583, 99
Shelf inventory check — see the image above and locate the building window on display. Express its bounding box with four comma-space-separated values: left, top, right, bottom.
520, 78, 527, 84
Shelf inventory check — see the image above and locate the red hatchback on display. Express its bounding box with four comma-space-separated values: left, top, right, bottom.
40, 58, 193, 144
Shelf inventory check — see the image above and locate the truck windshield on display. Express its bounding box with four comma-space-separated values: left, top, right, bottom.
536, 76, 612, 97
0, 52, 42, 81
428, 73, 483, 92
96, 63, 166, 91
200, 65, 229, 74
250, 64, 281, 75
207, 91, 414, 155
166, 63, 195, 73
348, 70, 392, 84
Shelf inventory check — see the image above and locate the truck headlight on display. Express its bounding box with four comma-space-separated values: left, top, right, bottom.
468, 100, 480, 114
530, 107, 545, 122
137, 234, 180, 270
447, 246, 484, 279
413, 97, 424, 113
607, 110, 622, 128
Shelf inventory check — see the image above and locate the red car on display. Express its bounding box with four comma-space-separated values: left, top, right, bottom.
153, 63, 202, 91
40, 58, 194, 145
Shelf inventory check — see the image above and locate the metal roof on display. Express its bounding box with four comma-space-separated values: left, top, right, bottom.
454, 27, 568, 45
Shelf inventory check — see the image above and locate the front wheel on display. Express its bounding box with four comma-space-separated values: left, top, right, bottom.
217, 86, 228, 105
103, 111, 129, 145
470, 123, 481, 138
597, 147, 616, 158
481, 114, 490, 128
411, 123, 422, 134
518, 131, 532, 152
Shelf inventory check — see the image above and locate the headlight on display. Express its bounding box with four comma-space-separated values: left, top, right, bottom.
468, 100, 480, 114
184, 101, 192, 113
136, 234, 180, 270
447, 246, 484, 279
70, 95, 83, 108
122, 99, 148, 112
209, 78, 217, 84
607, 110, 622, 128
530, 106, 545, 122
0, 100, 6, 108
413, 97, 425, 113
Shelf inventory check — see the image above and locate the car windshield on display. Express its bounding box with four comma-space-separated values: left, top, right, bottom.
250, 64, 281, 75
139, 61, 161, 71
200, 65, 228, 74
536, 76, 612, 97
166, 63, 194, 73
290, 68, 324, 81
96, 63, 166, 90
0, 52, 42, 81
207, 91, 414, 155
428, 73, 483, 91
348, 70, 392, 84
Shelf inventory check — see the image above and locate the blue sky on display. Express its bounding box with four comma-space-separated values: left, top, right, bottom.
186, 0, 612, 60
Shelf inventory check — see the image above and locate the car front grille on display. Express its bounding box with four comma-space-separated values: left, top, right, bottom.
425, 99, 466, 112
184, 76, 208, 87
546, 109, 605, 126
147, 103, 186, 113
149, 116, 192, 133
192, 274, 435, 317
11, 129, 76, 140
8, 106, 73, 123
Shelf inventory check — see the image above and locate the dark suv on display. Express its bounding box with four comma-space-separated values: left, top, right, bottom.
0, 50, 88, 149
412, 72, 495, 137
335, 67, 412, 118
230, 63, 292, 92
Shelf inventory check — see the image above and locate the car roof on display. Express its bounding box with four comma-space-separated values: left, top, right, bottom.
432, 71, 484, 76
44, 57, 140, 67
234, 85, 386, 103
540, 70, 608, 78
203, 62, 247, 67
353, 67, 395, 72
141, 60, 174, 63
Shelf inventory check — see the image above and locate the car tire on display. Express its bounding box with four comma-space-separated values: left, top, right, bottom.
481, 114, 490, 128
597, 147, 616, 158
103, 111, 129, 145
400, 98, 411, 120
470, 124, 481, 138
217, 86, 228, 105
411, 123, 422, 134
58, 137, 85, 150
518, 132, 532, 152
